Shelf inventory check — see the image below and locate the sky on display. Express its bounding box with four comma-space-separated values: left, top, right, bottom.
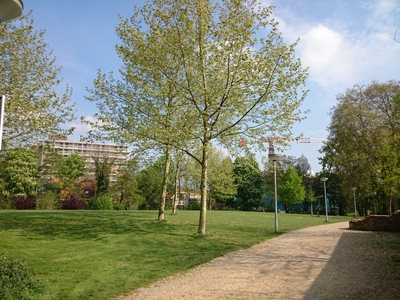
23, 0, 400, 173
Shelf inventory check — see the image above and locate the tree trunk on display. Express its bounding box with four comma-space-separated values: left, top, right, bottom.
310, 201, 314, 216
172, 161, 179, 214
158, 144, 171, 221
198, 143, 209, 235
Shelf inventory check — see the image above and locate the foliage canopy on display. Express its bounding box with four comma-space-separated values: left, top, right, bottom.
0, 13, 75, 148
278, 166, 306, 212
85, 0, 308, 234
0, 148, 39, 197
320, 80, 400, 214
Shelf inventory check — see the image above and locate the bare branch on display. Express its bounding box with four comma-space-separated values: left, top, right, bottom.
394, 29, 400, 43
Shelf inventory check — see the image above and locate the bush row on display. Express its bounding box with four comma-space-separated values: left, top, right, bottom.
0, 193, 126, 210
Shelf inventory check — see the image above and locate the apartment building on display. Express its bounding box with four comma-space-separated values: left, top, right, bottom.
40, 136, 129, 182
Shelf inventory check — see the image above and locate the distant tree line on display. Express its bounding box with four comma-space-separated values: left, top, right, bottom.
0, 143, 314, 214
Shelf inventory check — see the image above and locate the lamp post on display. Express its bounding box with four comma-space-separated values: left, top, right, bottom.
0, 0, 23, 22
305, 170, 315, 216
0, 0, 23, 151
268, 153, 280, 233
352, 187, 357, 218
320, 177, 328, 222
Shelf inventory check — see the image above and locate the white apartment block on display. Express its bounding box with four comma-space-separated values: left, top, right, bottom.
41, 136, 129, 182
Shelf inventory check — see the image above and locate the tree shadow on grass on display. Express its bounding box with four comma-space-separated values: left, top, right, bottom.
304, 229, 400, 300
0, 211, 194, 241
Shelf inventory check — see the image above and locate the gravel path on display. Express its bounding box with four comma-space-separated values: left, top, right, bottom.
121, 221, 399, 300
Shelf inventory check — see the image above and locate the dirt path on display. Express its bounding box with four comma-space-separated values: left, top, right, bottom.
121, 222, 399, 300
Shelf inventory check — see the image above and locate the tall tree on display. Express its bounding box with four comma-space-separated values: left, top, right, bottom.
300, 167, 317, 215
278, 166, 305, 212
86, 0, 308, 234
295, 154, 311, 176
0, 148, 39, 197
0, 12, 75, 148
58, 152, 86, 196
233, 155, 266, 211
85, 5, 195, 221
295, 154, 312, 211
109, 159, 143, 210
38, 146, 65, 190
136, 158, 171, 210
208, 148, 237, 209
321, 80, 400, 214
93, 156, 114, 196
278, 155, 297, 172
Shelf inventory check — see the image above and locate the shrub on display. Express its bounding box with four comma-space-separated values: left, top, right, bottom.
0, 253, 42, 300
36, 190, 60, 210
88, 194, 113, 210
113, 202, 126, 210
187, 201, 200, 210
12, 195, 37, 210
121, 196, 143, 210
0, 197, 12, 209
212, 202, 233, 210
61, 193, 85, 210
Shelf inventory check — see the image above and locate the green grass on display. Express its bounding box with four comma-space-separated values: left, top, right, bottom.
0, 210, 351, 299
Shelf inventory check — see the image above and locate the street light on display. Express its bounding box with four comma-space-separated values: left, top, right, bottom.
0, 0, 23, 22
320, 177, 328, 222
268, 153, 280, 233
0, 0, 23, 151
352, 187, 357, 218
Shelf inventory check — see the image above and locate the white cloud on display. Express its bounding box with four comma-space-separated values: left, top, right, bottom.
262, 0, 399, 88
362, 0, 398, 21
360, 0, 400, 47
68, 116, 98, 141
297, 24, 360, 91
256, 0, 399, 172
286, 16, 399, 95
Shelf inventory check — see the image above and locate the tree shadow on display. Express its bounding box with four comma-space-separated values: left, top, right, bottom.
0, 211, 193, 241
304, 228, 400, 300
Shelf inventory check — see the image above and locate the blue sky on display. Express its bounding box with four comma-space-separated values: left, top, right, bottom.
24, 0, 400, 173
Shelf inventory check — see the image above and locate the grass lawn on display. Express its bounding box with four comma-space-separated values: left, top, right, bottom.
0, 210, 351, 300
